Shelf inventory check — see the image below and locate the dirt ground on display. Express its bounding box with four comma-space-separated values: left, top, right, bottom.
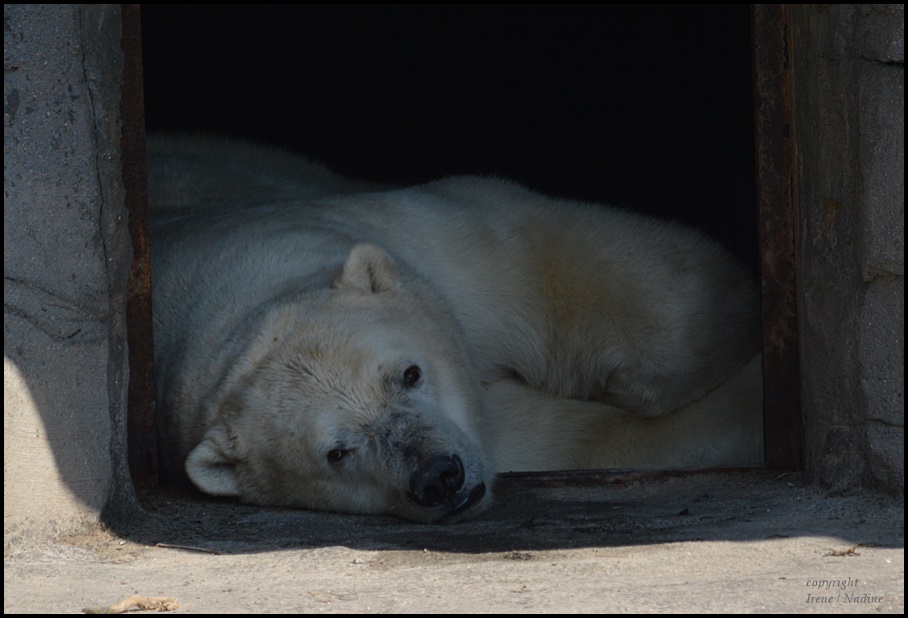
4, 469, 904, 614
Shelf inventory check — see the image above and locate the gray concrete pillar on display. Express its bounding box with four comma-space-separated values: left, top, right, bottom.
4, 4, 140, 544
792, 4, 904, 494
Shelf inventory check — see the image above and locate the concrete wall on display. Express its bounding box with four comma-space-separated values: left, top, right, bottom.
4, 4, 140, 544
791, 4, 905, 493
2, 4, 903, 543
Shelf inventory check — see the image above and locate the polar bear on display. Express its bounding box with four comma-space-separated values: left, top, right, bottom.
148, 136, 763, 524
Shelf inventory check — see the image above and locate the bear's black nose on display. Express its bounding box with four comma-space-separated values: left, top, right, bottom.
408, 454, 466, 508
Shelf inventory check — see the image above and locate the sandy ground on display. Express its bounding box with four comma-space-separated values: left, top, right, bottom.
4, 469, 903, 614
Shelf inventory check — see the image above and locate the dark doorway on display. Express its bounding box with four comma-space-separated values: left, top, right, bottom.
141, 5, 756, 267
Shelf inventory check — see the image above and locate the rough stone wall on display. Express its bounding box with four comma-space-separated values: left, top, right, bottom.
791, 4, 904, 493
4, 4, 139, 544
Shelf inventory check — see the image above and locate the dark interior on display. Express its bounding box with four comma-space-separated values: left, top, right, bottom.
141, 5, 756, 267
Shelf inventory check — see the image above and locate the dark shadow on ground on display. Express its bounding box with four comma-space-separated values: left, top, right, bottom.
113, 470, 904, 556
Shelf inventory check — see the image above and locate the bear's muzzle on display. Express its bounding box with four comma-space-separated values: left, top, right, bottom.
408, 454, 486, 521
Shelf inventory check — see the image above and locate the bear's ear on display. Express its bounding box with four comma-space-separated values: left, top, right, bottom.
334, 243, 400, 293
185, 426, 241, 497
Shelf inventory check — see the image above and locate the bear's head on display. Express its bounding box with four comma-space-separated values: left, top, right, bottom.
183, 244, 493, 523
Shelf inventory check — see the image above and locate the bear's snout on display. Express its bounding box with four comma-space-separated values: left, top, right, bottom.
408, 455, 487, 521
409, 455, 465, 507
408, 454, 488, 522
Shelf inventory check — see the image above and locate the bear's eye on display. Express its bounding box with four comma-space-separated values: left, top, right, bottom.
402, 364, 422, 389
327, 449, 348, 463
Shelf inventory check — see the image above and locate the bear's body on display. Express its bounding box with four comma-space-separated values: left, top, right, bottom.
149, 136, 762, 523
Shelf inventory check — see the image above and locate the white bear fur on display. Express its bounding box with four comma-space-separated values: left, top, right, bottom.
149, 135, 762, 523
